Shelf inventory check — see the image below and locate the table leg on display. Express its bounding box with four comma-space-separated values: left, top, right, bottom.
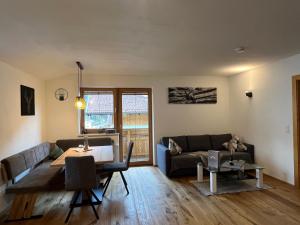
256, 168, 263, 188
210, 172, 217, 193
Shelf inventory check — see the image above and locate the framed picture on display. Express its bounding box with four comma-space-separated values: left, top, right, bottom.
21, 85, 35, 116
168, 87, 217, 104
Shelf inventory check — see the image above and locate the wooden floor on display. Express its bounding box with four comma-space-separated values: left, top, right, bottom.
2, 166, 300, 225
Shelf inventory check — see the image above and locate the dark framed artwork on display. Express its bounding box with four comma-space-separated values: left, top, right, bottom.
21, 85, 35, 116
168, 87, 217, 104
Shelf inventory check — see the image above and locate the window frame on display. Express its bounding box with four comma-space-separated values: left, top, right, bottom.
80, 88, 118, 134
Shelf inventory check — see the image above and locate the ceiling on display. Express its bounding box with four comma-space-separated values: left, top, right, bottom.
1, 0, 300, 80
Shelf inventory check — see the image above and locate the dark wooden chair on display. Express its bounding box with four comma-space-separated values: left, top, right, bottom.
64, 156, 100, 223
99, 142, 134, 197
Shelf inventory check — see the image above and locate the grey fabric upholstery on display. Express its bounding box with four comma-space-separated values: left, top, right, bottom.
5, 164, 63, 193
157, 133, 255, 177
1, 154, 27, 180
1, 142, 65, 194
156, 144, 171, 176
102, 162, 127, 171
65, 156, 97, 191
97, 142, 134, 196
170, 152, 205, 173
100, 142, 134, 172
22, 148, 38, 169
34, 144, 48, 162
187, 135, 212, 151
210, 134, 232, 150
56, 137, 113, 151
161, 136, 188, 151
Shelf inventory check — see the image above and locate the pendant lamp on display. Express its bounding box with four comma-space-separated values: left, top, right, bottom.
74, 61, 86, 109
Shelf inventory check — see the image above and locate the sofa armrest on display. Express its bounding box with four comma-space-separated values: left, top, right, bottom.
156, 144, 171, 176
244, 143, 255, 163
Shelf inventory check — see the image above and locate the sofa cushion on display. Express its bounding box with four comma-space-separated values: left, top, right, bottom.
1, 154, 27, 180
161, 136, 188, 151
210, 134, 232, 150
21, 148, 38, 169
5, 164, 63, 194
34, 144, 48, 162
170, 152, 205, 173
49, 145, 64, 160
187, 135, 211, 152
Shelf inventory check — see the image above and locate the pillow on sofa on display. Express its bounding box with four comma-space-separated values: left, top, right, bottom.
161, 136, 188, 151
49, 145, 64, 160
223, 135, 247, 153
169, 139, 183, 155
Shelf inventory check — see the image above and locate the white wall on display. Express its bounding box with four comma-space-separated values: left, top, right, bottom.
229, 54, 300, 185
46, 74, 231, 163
0, 61, 46, 212
0, 61, 46, 160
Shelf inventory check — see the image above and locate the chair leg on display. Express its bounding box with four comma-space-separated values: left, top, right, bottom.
65, 191, 80, 224
102, 173, 113, 197
120, 171, 129, 195
85, 190, 99, 220
90, 190, 101, 203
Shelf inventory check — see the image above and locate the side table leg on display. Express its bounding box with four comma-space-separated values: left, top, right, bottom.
197, 163, 203, 182
256, 168, 263, 188
210, 172, 217, 193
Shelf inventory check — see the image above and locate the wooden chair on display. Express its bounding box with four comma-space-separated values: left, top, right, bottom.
99, 142, 134, 197
64, 156, 100, 223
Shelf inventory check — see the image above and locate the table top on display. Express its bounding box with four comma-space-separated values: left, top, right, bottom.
205, 162, 264, 173
50, 145, 114, 167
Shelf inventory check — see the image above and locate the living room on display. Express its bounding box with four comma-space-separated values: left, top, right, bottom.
1, 1, 300, 224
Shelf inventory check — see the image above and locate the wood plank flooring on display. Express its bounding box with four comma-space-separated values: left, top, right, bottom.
1, 166, 300, 225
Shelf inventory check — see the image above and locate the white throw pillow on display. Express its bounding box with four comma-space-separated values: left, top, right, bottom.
168, 138, 183, 155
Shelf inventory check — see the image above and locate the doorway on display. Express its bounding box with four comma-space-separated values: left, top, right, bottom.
292, 75, 300, 188
80, 88, 153, 166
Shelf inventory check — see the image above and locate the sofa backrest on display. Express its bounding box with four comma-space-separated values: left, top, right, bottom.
1, 142, 51, 181
56, 137, 113, 151
187, 135, 212, 151
161, 136, 188, 151
210, 134, 232, 150
161, 133, 232, 152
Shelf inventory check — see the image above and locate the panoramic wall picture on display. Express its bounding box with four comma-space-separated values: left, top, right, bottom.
168, 87, 217, 104
20, 85, 35, 116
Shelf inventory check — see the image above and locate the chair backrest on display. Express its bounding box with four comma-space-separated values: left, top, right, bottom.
65, 156, 96, 191
125, 142, 134, 169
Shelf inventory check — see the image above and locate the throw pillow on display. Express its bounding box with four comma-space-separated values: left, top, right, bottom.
223, 135, 247, 153
169, 138, 183, 155
49, 145, 64, 160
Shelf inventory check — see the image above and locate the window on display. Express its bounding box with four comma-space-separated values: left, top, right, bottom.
81, 89, 116, 131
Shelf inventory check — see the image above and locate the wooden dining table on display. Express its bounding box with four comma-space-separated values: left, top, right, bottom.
50, 145, 114, 206
50, 145, 114, 167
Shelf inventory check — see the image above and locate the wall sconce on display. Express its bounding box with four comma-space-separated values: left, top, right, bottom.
245, 90, 253, 98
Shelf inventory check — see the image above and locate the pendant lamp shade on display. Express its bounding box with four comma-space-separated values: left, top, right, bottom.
75, 96, 86, 109
75, 61, 86, 110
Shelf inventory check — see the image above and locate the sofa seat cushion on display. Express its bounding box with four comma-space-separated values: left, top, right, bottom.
97, 162, 127, 172
161, 136, 188, 151
210, 134, 232, 150
187, 135, 211, 152
170, 151, 207, 173
6, 164, 63, 194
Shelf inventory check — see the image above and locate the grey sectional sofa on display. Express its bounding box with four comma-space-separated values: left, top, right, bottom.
157, 134, 254, 177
